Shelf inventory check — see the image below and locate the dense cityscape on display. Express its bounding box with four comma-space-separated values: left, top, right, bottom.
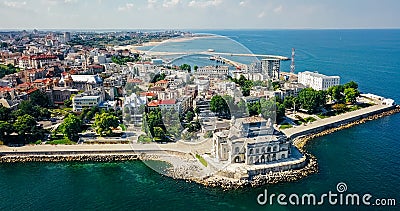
0, 29, 397, 186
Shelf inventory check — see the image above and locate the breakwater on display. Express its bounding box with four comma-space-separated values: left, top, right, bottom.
293, 105, 400, 150
0, 154, 140, 163
194, 152, 318, 190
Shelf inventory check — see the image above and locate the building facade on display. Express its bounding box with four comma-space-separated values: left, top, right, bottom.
213, 116, 291, 165
298, 71, 340, 91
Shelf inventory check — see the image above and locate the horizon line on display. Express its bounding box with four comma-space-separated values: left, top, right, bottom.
0, 27, 400, 32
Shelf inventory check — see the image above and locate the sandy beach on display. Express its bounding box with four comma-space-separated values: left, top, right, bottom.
114, 34, 217, 51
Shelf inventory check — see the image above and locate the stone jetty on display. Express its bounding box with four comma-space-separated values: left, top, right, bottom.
294, 105, 400, 150
0, 154, 163, 163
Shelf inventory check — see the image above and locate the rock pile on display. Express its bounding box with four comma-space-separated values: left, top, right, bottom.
0, 154, 140, 163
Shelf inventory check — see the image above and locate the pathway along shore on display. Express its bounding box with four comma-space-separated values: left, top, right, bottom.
0, 105, 399, 189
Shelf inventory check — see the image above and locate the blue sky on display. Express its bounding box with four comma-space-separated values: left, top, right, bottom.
0, 0, 399, 29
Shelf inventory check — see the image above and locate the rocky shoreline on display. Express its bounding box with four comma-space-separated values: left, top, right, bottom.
190, 152, 318, 190
0, 105, 398, 189
186, 105, 400, 189
0, 154, 163, 163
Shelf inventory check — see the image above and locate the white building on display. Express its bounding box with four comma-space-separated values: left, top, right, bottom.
72, 89, 105, 112
298, 71, 340, 91
195, 66, 229, 78
261, 59, 280, 80
213, 116, 291, 165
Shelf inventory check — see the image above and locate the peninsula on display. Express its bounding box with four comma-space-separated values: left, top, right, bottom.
0, 30, 398, 189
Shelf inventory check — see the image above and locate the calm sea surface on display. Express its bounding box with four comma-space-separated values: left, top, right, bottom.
1, 30, 399, 210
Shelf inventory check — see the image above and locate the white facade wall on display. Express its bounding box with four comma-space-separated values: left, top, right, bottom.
298, 71, 340, 91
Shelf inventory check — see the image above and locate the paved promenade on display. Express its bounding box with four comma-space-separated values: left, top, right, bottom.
281, 103, 394, 138
0, 139, 213, 155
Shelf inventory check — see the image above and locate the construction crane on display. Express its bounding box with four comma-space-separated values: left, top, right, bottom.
290, 48, 295, 74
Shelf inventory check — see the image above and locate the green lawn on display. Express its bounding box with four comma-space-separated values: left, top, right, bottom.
138, 134, 152, 143
119, 124, 127, 131
279, 123, 293, 129
317, 113, 330, 119
195, 154, 208, 167
303, 116, 317, 123
46, 138, 76, 145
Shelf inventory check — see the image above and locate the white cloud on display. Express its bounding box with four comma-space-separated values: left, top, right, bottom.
3, 1, 27, 8
118, 3, 134, 11
162, 0, 180, 8
147, 0, 157, 8
273, 5, 283, 13
257, 11, 265, 18
239, 1, 247, 7
188, 0, 222, 8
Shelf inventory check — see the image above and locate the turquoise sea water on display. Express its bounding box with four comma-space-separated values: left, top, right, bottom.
1, 30, 400, 210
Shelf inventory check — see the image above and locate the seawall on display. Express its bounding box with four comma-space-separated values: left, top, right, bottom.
283, 104, 399, 140
292, 105, 400, 150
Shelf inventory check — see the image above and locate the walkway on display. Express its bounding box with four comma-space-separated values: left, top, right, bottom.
281, 103, 394, 139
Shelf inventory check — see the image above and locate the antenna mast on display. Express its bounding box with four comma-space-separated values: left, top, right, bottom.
290, 48, 295, 74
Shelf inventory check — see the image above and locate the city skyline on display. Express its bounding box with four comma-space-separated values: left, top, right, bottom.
1, 0, 400, 30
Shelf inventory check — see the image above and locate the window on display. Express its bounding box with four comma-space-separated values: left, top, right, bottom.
235, 147, 239, 153
256, 148, 259, 154
267, 147, 271, 152
249, 149, 254, 155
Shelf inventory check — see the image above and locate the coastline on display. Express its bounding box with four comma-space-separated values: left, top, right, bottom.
0, 105, 399, 189
293, 105, 400, 151
117, 34, 216, 51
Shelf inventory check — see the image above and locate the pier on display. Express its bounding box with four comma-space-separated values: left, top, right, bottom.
136, 50, 289, 61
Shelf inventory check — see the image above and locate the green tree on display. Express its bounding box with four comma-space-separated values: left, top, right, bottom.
185, 111, 194, 122
94, 112, 119, 136
344, 88, 360, 104
327, 85, 344, 103
297, 88, 326, 113
59, 114, 83, 141
64, 99, 72, 107
153, 126, 165, 141
151, 73, 166, 83
30, 90, 50, 108
210, 95, 230, 117
0, 105, 11, 121
0, 121, 13, 139
276, 102, 286, 122
13, 114, 37, 139
247, 101, 261, 116
344, 81, 358, 90
283, 96, 296, 109
194, 65, 198, 71
180, 64, 191, 73
259, 98, 276, 120
194, 106, 200, 116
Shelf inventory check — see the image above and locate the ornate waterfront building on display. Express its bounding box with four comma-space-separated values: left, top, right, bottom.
212, 116, 291, 165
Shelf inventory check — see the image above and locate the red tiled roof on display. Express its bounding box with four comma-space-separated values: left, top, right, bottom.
17, 82, 32, 88
33, 78, 52, 84
19, 56, 30, 60
140, 92, 157, 97
149, 86, 165, 91
89, 65, 103, 69
0, 86, 14, 92
159, 99, 176, 105
26, 87, 38, 94
147, 100, 159, 107
128, 78, 142, 83
155, 80, 168, 84
31, 54, 57, 60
